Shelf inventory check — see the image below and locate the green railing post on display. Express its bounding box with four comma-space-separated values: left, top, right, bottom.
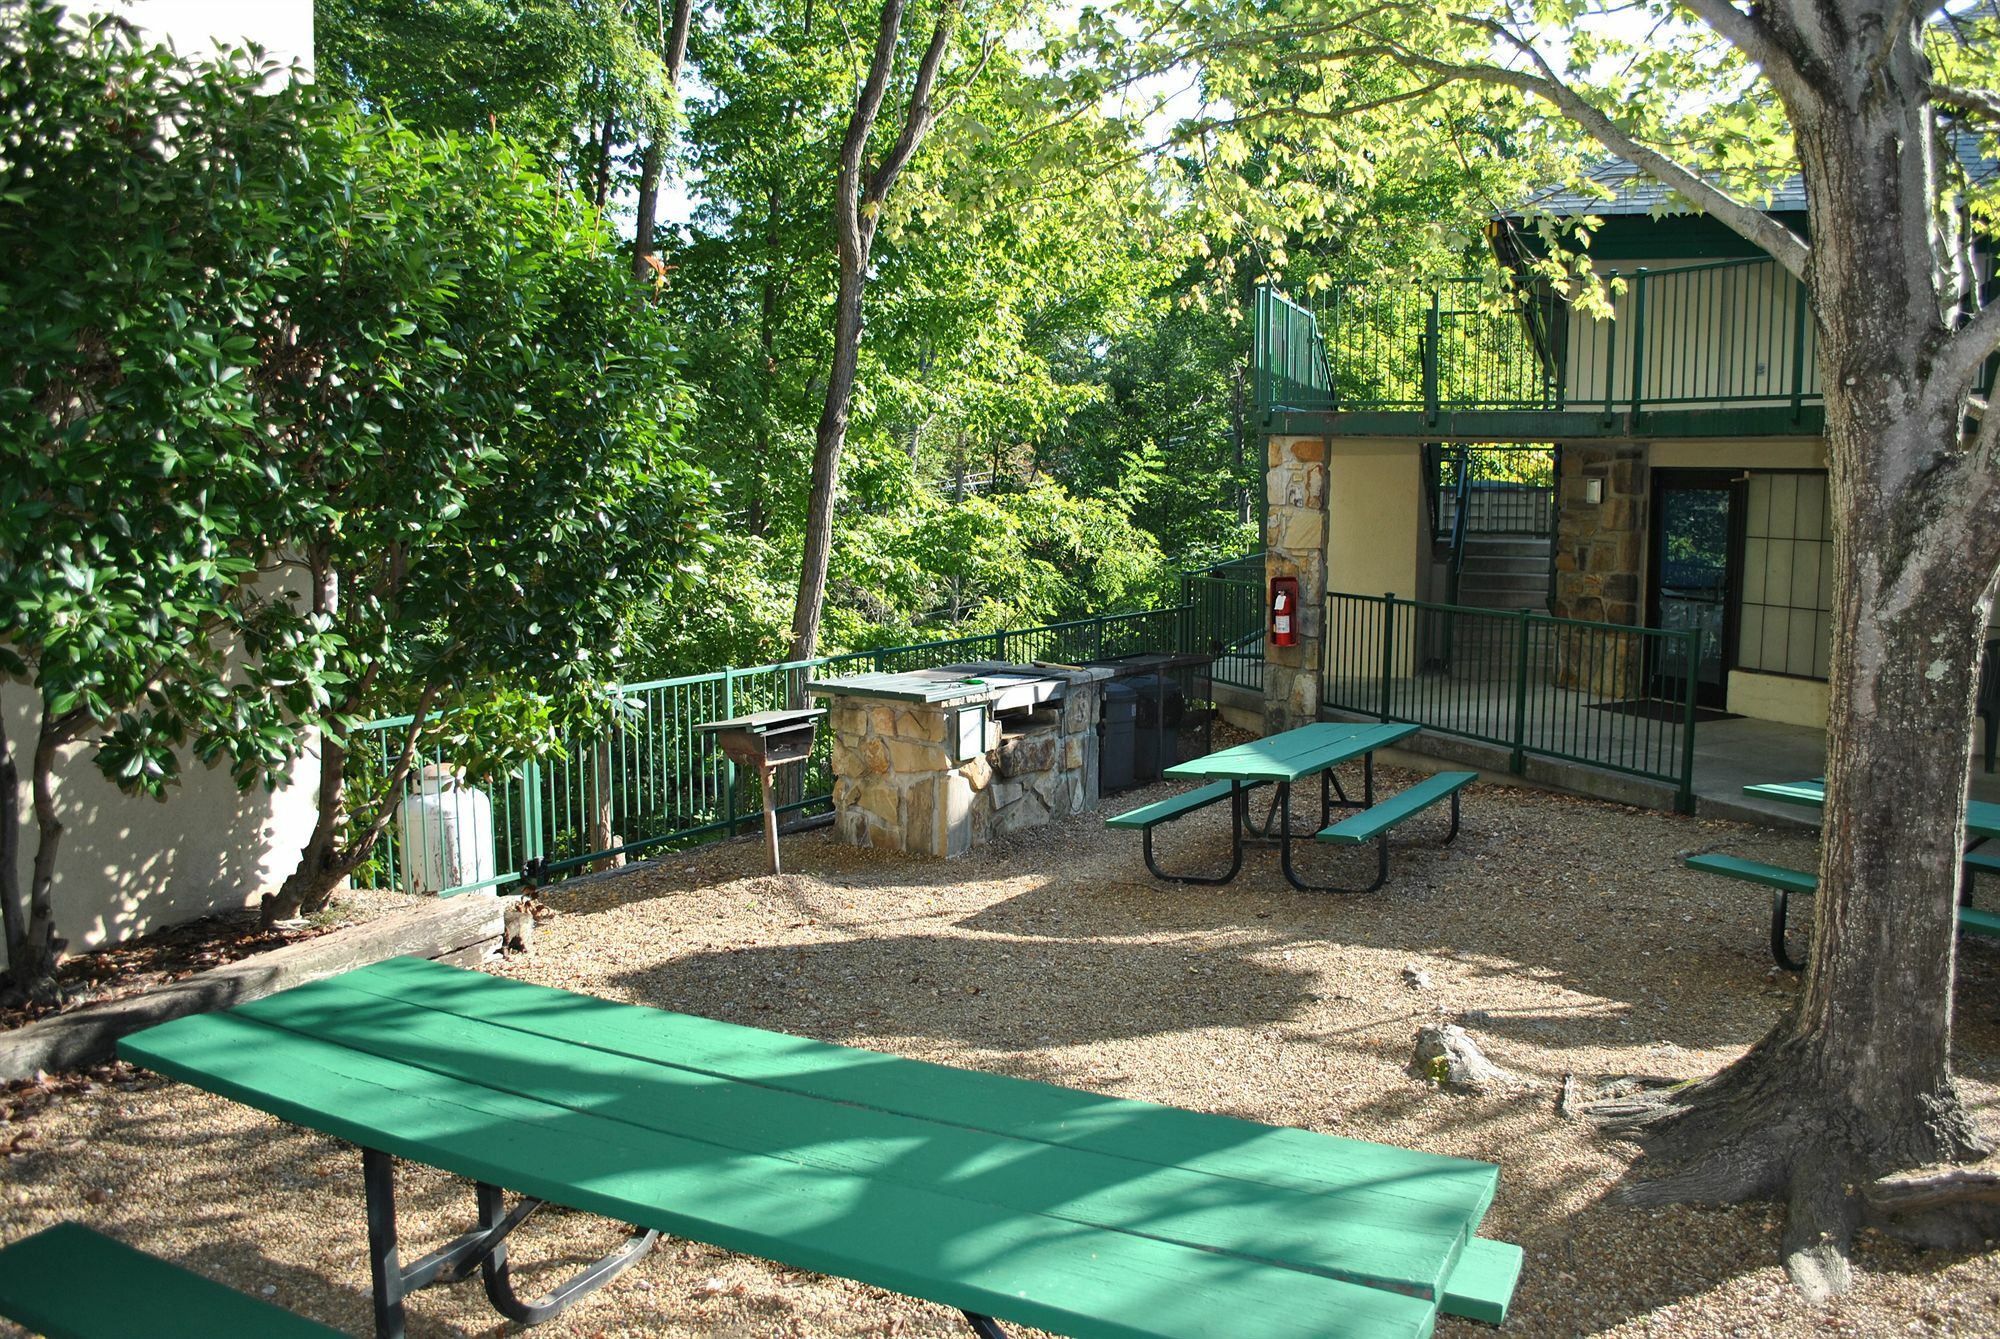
1627, 268, 1648, 419
1602, 270, 1620, 422
994, 628, 1008, 662
1378, 593, 1397, 721
1677, 628, 1700, 814
1510, 608, 1533, 776
522, 757, 544, 867
722, 667, 738, 836
1422, 291, 1441, 423
1789, 275, 1810, 422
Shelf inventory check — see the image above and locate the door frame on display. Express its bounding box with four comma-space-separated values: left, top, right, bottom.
1645, 468, 1745, 708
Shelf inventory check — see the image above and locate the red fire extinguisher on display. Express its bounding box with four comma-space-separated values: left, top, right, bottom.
1270, 576, 1300, 647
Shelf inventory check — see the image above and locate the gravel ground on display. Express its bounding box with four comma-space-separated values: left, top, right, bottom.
4, 772, 1999, 1338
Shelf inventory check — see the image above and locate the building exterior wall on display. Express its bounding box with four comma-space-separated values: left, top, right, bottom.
1326, 439, 1430, 601
1265, 436, 1329, 731
5, 0, 322, 953
1560, 257, 1816, 411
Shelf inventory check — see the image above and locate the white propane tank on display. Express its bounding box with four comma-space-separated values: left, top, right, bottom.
396, 764, 496, 895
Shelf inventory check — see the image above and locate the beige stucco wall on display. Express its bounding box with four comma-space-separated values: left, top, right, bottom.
99, 2, 315, 74
5, 2, 322, 953
4, 691, 322, 951
1727, 670, 1828, 729
1327, 439, 1428, 599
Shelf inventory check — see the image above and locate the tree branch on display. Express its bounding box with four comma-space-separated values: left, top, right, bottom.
1669, 0, 1811, 100
1929, 299, 2000, 409
835, 0, 909, 266
1368, 21, 1812, 279
864, 2, 962, 208
1933, 82, 2000, 122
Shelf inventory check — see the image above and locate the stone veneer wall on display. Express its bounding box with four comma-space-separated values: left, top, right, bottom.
1552, 445, 1648, 691
827, 670, 1104, 858
1265, 435, 1328, 732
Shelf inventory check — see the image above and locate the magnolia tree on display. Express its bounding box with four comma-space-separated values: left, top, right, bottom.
0, 7, 328, 999
2, 6, 712, 960
251, 112, 709, 922
1094, 0, 2000, 1291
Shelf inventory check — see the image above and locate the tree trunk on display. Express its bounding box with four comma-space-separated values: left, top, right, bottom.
0, 721, 29, 992
790, 260, 869, 661
264, 724, 351, 923
787, 0, 959, 661
631, 139, 664, 280
1587, 29, 2000, 1290
9, 710, 77, 1001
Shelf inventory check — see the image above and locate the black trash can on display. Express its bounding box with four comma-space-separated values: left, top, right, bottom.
1127, 673, 1186, 782
1098, 681, 1139, 792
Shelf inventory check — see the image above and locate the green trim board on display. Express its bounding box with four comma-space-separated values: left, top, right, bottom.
1164, 723, 1419, 784
0, 1224, 345, 1339
1262, 405, 1826, 442
121, 957, 1521, 1338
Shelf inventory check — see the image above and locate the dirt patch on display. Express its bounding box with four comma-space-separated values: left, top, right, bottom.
3, 775, 1997, 1337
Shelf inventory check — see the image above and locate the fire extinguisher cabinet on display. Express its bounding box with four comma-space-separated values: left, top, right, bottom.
1269, 575, 1301, 648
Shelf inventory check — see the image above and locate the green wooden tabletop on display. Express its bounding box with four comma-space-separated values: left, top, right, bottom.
1163, 722, 1420, 784
1745, 778, 2000, 838
120, 956, 1519, 1339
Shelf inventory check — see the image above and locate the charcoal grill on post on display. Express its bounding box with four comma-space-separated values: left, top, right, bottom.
693, 708, 824, 874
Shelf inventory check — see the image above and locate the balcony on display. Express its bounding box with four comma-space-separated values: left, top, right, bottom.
1254, 257, 1836, 440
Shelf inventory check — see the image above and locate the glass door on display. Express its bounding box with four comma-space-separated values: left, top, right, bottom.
1648, 470, 1741, 708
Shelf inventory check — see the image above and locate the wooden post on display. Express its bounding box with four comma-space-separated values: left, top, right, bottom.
760, 761, 782, 875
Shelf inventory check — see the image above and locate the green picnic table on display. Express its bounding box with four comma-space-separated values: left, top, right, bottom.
1689, 779, 2000, 967
115, 956, 1522, 1339
1109, 723, 1475, 893
1744, 778, 2000, 838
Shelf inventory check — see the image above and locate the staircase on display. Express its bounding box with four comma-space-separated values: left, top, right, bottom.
1454, 535, 1551, 612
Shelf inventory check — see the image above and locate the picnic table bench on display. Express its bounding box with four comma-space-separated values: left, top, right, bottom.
1108, 723, 1474, 892
1686, 779, 2000, 969
98, 956, 1521, 1339
0, 1223, 346, 1339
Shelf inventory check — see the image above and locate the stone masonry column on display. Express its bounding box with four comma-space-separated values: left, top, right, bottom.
1264, 435, 1328, 732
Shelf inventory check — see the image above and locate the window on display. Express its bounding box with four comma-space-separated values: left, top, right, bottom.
1737, 472, 1832, 680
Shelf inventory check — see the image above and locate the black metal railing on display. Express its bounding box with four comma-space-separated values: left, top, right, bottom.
1323, 591, 1699, 810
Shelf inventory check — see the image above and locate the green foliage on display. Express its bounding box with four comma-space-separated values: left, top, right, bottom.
0, 2, 327, 798
1, 2, 713, 932
316, 0, 677, 190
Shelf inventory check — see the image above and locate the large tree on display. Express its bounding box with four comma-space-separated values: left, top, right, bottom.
0, 5, 329, 999
1101, 0, 2000, 1291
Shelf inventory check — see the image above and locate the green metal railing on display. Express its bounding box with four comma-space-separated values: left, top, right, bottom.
1322, 591, 1699, 810
1181, 572, 1264, 692
1251, 256, 1924, 419
351, 590, 1264, 896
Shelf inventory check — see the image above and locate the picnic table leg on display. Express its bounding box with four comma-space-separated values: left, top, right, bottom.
363, 1149, 409, 1339
474, 1183, 659, 1325
358, 1148, 658, 1337
1277, 780, 1390, 894
1770, 887, 1807, 972
1141, 783, 1247, 884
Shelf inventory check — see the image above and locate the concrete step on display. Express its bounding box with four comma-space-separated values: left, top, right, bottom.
1461, 537, 1551, 558
1458, 556, 1549, 576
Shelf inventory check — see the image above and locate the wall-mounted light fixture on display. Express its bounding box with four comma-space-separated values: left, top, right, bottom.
1583, 478, 1604, 505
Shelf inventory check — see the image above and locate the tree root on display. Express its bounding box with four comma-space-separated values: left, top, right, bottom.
1570, 1043, 1998, 1296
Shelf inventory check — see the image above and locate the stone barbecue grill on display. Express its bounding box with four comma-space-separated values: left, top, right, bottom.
808, 662, 1109, 857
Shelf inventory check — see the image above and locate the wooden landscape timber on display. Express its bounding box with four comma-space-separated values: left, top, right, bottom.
0, 894, 520, 1081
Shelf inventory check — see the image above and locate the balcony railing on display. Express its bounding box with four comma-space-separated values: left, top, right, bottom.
1255, 256, 1855, 421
